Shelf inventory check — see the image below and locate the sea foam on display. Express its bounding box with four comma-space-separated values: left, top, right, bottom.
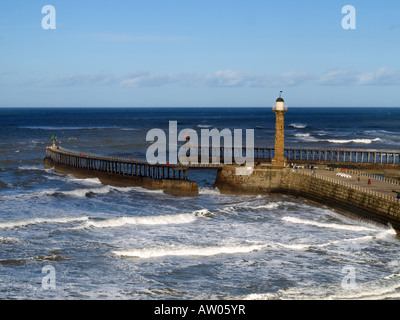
112, 243, 264, 259
282, 216, 377, 232
73, 209, 211, 229
0, 217, 89, 229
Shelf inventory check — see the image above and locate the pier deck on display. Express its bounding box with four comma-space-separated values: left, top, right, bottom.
297, 168, 400, 202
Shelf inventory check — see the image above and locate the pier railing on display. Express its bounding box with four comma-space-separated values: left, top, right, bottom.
45, 147, 190, 181
186, 145, 400, 166
334, 168, 400, 186
295, 169, 400, 204
256, 146, 400, 165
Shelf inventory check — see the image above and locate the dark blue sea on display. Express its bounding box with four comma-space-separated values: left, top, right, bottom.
1, 107, 400, 299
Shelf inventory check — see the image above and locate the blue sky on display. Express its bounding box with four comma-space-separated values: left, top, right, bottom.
0, 0, 399, 107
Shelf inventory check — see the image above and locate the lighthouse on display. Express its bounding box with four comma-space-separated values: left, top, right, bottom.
271, 91, 287, 167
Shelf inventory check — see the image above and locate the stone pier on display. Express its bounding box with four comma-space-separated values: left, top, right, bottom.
214, 166, 400, 232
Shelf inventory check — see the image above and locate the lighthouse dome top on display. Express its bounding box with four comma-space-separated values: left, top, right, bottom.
276, 91, 284, 102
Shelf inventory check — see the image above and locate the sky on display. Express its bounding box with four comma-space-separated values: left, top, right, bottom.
0, 0, 399, 108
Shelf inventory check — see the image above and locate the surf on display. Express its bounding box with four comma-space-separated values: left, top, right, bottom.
72, 209, 211, 229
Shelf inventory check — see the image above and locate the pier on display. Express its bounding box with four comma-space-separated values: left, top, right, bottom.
46, 146, 191, 181
185, 145, 400, 168
44, 146, 198, 196
43, 93, 400, 231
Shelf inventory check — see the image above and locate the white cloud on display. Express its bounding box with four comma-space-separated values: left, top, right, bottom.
319, 67, 400, 86
117, 70, 313, 88
28, 67, 400, 89
34, 73, 117, 87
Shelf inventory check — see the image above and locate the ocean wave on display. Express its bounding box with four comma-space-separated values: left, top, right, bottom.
197, 125, 212, 128
0, 254, 69, 266
282, 216, 377, 232
327, 138, 382, 144
289, 123, 307, 129
30, 139, 44, 145
112, 243, 264, 259
18, 165, 50, 172
65, 176, 103, 186
218, 202, 280, 214
0, 180, 11, 188
5, 184, 163, 201
241, 293, 276, 300
55, 186, 113, 197
293, 134, 320, 142
72, 209, 211, 230
0, 236, 19, 243
293, 134, 384, 144
19, 126, 121, 130
198, 187, 220, 195
241, 280, 400, 300
0, 217, 89, 229
120, 128, 140, 131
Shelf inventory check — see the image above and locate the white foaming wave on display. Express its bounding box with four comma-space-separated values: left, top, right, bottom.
241, 282, 400, 300
122, 186, 164, 194
326, 280, 400, 300
275, 242, 312, 250
120, 128, 139, 131
112, 243, 264, 259
19, 186, 115, 199
289, 123, 307, 129
18, 165, 48, 172
338, 228, 397, 243
241, 293, 276, 300
241, 270, 400, 300
294, 134, 321, 142
59, 186, 112, 197
199, 187, 220, 195
73, 209, 211, 229
0, 236, 19, 243
282, 216, 377, 232
65, 175, 102, 186
19, 126, 119, 130
0, 217, 89, 229
219, 202, 281, 214
197, 124, 212, 128
250, 203, 280, 210
327, 138, 382, 144
10, 185, 156, 200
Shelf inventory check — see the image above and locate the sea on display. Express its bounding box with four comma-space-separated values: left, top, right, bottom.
1, 107, 400, 300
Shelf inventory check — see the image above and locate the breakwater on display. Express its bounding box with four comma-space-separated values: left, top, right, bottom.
214, 167, 400, 231
44, 145, 400, 231
44, 147, 198, 196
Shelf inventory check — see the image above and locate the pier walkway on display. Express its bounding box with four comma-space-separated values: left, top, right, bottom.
45, 147, 193, 181
296, 168, 400, 203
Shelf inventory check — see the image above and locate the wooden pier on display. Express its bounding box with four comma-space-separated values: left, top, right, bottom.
188, 146, 400, 168
46, 147, 191, 181
255, 146, 400, 166
45, 146, 198, 195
